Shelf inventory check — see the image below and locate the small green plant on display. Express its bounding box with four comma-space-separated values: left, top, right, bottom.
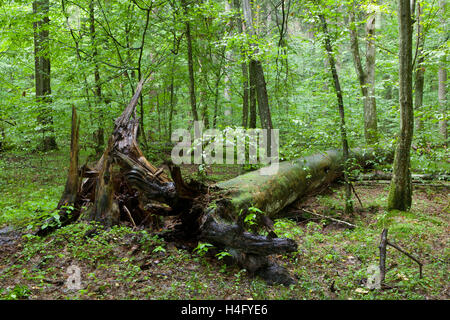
243, 206, 263, 227
2, 284, 31, 300
216, 250, 232, 260
194, 242, 214, 256
152, 245, 166, 254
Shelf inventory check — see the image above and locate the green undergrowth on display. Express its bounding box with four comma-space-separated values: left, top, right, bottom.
0, 150, 448, 300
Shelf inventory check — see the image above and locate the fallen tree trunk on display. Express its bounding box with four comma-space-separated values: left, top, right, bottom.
196, 148, 390, 284
37, 79, 391, 285
356, 172, 450, 181
212, 148, 391, 221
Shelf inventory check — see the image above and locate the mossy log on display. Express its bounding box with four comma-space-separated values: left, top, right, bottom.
39, 79, 390, 285
212, 148, 388, 221
196, 148, 390, 284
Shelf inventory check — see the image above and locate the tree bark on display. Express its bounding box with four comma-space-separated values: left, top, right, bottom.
320, 14, 353, 214
365, 8, 378, 143
388, 0, 414, 211
349, 4, 378, 144
89, 0, 105, 154
223, 0, 232, 121
242, 0, 273, 132
414, 1, 425, 132
168, 56, 176, 141
33, 0, 57, 151
182, 0, 199, 122
438, 0, 448, 143
249, 62, 257, 128
234, 0, 250, 128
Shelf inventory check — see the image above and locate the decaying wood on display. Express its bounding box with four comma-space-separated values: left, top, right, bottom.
386, 240, 423, 279
37, 106, 80, 236
357, 172, 450, 181
379, 228, 388, 286
293, 209, 356, 229
38, 79, 392, 285
378, 228, 423, 289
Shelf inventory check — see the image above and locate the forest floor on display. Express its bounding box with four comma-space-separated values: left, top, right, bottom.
0, 149, 448, 300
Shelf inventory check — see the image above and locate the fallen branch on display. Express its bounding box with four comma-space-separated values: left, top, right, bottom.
387, 240, 423, 279
355, 180, 449, 187
123, 205, 137, 229
350, 183, 363, 208
378, 228, 424, 290
296, 209, 356, 229
357, 173, 450, 181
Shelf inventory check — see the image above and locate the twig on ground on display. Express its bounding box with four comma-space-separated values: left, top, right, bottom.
123, 205, 137, 229
299, 209, 357, 229
387, 240, 423, 278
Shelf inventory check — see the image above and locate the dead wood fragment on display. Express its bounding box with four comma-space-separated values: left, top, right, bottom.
295, 209, 356, 229
378, 228, 424, 289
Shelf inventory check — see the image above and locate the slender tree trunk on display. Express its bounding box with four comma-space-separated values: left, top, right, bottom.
241, 62, 250, 128
168, 56, 176, 141
349, 5, 378, 144
249, 62, 257, 129
414, 1, 425, 131
383, 75, 393, 100
135, 5, 151, 149
224, 1, 232, 121
200, 65, 210, 129
242, 0, 273, 132
388, 0, 414, 211
182, 0, 199, 122
365, 9, 378, 143
438, 0, 448, 144
438, 66, 448, 144
33, 0, 57, 151
212, 67, 222, 128
156, 91, 162, 139
234, 0, 250, 128
90, 0, 104, 153
320, 14, 353, 214
251, 60, 273, 131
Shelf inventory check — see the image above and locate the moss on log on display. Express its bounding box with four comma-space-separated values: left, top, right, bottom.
209, 148, 390, 223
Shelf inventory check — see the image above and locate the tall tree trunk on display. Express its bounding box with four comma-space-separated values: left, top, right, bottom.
241, 62, 250, 128
90, 0, 104, 154
242, 0, 273, 132
224, 1, 232, 121
383, 75, 393, 100
349, 4, 378, 144
319, 14, 353, 214
365, 8, 378, 143
182, 0, 199, 122
414, 0, 425, 131
33, 0, 57, 151
438, 68, 447, 143
199, 65, 210, 129
438, 0, 448, 144
156, 92, 162, 139
388, 0, 414, 211
234, 0, 250, 128
168, 56, 176, 141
